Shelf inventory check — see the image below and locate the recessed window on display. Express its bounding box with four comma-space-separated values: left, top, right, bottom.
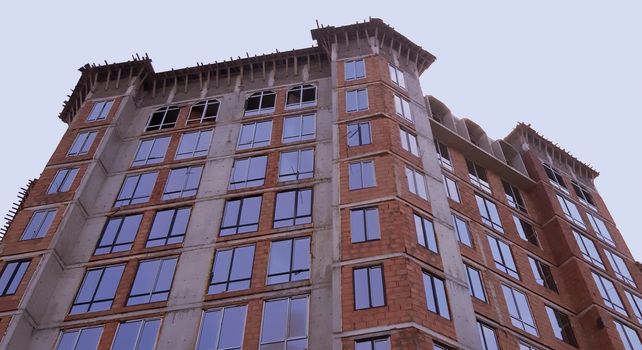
406, 167, 427, 200
286, 84, 317, 110
465, 264, 486, 302
267, 237, 310, 285
260, 296, 309, 349
513, 215, 538, 245
587, 212, 615, 246
70, 265, 124, 314
238, 120, 272, 150
502, 285, 537, 335
197, 306, 247, 350
175, 130, 212, 160
273, 188, 312, 228
543, 163, 568, 193
347, 121, 372, 147
414, 214, 438, 253
349, 161, 376, 190
346, 89, 368, 112
86, 100, 113, 121
21, 209, 56, 240
518, 342, 539, 350
487, 235, 519, 279
68, 131, 97, 156
229, 156, 268, 189
614, 320, 642, 350
625, 290, 642, 324
605, 250, 636, 287
279, 149, 314, 182
0, 260, 29, 296
55, 326, 103, 350
94, 214, 142, 255
354, 266, 385, 309
443, 175, 460, 203
162, 166, 203, 200
423, 271, 450, 319
345, 59, 366, 80
476, 194, 503, 232
467, 160, 491, 193
114, 172, 158, 207
187, 99, 219, 125
545, 306, 577, 346
351, 207, 380, 243
528, 256, 558, 292
244, 90, 276, 116
393, 95, 412, 121
399, 128, 418, 156
355, 337, 390, 350
146, 106, 179, 132
557, 194, 585, 228
283, 114, 316, 143
127, 257, 177, 306
591, 271, 626, 315
452, 214, 472, 247
572, 180, 596, 209
478, 322, 499, 350
113, 318, 161, 350
132, 136, 170, 167
209, 245, 255, 294
388, 64, 406, 89
220, 196, 262, 236
503, 181, 526, 213
434, 140, 452, 171
146, 207, 190, 247
573, 231, 605, 269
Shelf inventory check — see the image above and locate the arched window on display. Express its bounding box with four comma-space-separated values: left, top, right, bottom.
244, 90, 276, 116
146, 106, 180, 132
286, 84, 317, 110
187, 99, 219, 125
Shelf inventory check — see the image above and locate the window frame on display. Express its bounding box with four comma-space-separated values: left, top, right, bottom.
527, 256, 558, 292
145, 207, 191, 248
285, 84, 317, 110
625, 290, 642, 324
591, 271, 627, 315
347, 121, 372, 147
571, 180, 596, 210
573, 231, 605, 269
208, 245, 255, 294
503, 181, 527, 213
353, 265, 386, 310
67, 131, 97, 156
196, 305, 248, 350
355, 337, 390, 350
187, 99, 220, 125
346, 88, 369, 112
467, 160, 491, 193
244, 90, 276, 116
70, 264, 124, 314
350, 207, 381, 243
273, 188, 313, 228
175, 129, 212, 160
282, 114, 316, 143
86, 99, 114, 122
259, 295, 309, 349
605, 249, 636, 287
513, 215, 539, 246
237, 120, 273, 150
344, 59, 366, 80
414, 213, 438, 253
48, 167, 79, 194
478, 321, 500, 350
399, 127, 419, 156
543, 163, 568, 193
278, 148, 314, 182
545, 305, 578, 346
501, 284, 538, 335
132, 136, 171, 167
586, 212, 615, 246
161, 165, 204, 200
114, 171, 158, 207
20, 209, 56, 240
422, 271, 450, 319
94, 213, 143, 255
435, 140, 453, 171
453, 214, 473, 247
229, 155, 268, 190
145, 106, 180, 132
0, 260, 30, 296
393, 94, 412, 121
465, 264, 487, 302
349, 160, 376, 190
476, 194, 504, 233
443, 175, 461, 203
388, 64, 406, 89
487, 235, 519, 279
126, 257, 178, 306
405, 166, 428, 200
111, 318, 161, 350
614, 319, 642, 350
267, 237, 311, 285
55, 325, 104, 350
219, 196, 262, 236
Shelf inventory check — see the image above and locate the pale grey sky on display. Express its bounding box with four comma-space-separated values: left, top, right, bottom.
1, 1, 640, 259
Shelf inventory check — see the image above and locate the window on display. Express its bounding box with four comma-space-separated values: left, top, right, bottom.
605, 250, 636, 287
433, 344, 450, 350
238, 120, 272, 150
220, 196, 262, 236
283, 114, 316, 143
162, 165, 203, 200
513, 215, 538, 245
356, 337, 390, 350
197, 306, 247, 350
587, 212, 615, 246
175, 129, 212, 160
86, 100, 113, 121
114, 172, 158, 207
503, 181, 526, 213
572, 180, 596, 209
286, 84, 316, 109
399, 128, 419, 156
614, 320, 642, 350
345, 59, 366, 80
95, 214, 142, 254
389, 64, 406, 88
453, 214, 472, 247
244, 90, 276, 116
70, 265, 124, 314
346, 89, 368, 112
279, 149, 314, 181
518, 343, 539, 350
502, 285, 537, 335
348, 121, 372, 146
55, 326, 103, 350
145, 106, 179, 132
406, 167, 428, 200
209, 245, 255, 294
229, 156, 268, 189
476, 194, 503, 232
0, 260, 29, 296
466, 264, 486, 302
260, 296, 308, 349
573, 231, 605, 269
434, 140, 452, 171
351, 207, 380, 243
592, 271, 626, 315
545, 306, 577, 346
127, 257, 177, 306
488, 235, 519, 279
528, 257, 558, 292
187, 99, 219, 125
267, 237, 310, 284
21, 209, 56, 240
394, 95, 412, 121
414, 214, 438, 253
467, 160, 491, 193
478, 322, 499, 350
48, 168, 79, 194
68, 131, 97, 156
625, 290, 642, 324
132, 136, 170, 166
543, 163, 568, 192
273, 189, 312, 228
349, 161, 376, 190
112, 318, 161, 350
146, 207, 190, 247
354, 266, 385, 309
443, 175, 460, 203
423, 271, 450, 319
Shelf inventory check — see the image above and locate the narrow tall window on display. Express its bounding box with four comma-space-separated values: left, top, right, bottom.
543, 163, 567, 192
0, 260, 30, 296
389, 65, 406, 88
394, 95, 412, 121
209, 245, 255, 294
356, 338, 390, 350
587, 212, 615, 246
478, 322, 500, 350
502, 285, 538, 335
229, 156, 268, 189
70, 265, 124, 314
572, 180, 596, 209
423, 271, 450, 319
21, 209, 56, 240
244, 90, 276, 116
197, 306, 247, 350
513, 215, 538, 245
55, 326, 103, 350
351, 207, 380, 243
162, 166, 203, 200
528, 256, 558, 292
283, 114, 316, 143
443, 175, 460, 203
286, 84, 316, 110
573, 231, 605, 269
145, 106, 179, 131
273, 189, 312, 228
406, 167, 428, 199
48, 168, 79, 194
625, 290, 642, 324
267, 237, 310, 284
467, 160, 491, 193
127, 257, 177, 306
414, 214, 438, 253
503, 181, 527, 212
278, 149, 314, 181
146, 207, 190, 247
545, 306, 577, 346
238, 120, 272, 150
349, 161, 376, 190
435, 140, 452, 170
476, 194, 503, 232
465, 264, 486, 302
187, 99, 219, 125
260, 296, 309, 349
453, 214, 472, 247
347, 121, 372, 147
354, 266, 385, 309
346, 89, 369, 112
614, 320, 642, 350
345, 59, 366, 80
591, 271, 627, 315
605, 250, 636, 287
95, 214, 142, 254
399, 128, 419, 156
175, 129, 212, 160
114, 172, 158, 207
112, 318, 161, 350
220, 196, 262, 236
86, 100, 113, 121
132, 136, 170, 166
488, 235, 519, 279
68, 131, 97, 156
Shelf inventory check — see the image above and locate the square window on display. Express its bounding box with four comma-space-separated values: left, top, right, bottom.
113, 318, 161, 350
94, 214, 142, 254
238, 120, 272, 150
244, 90, 276, 116
220, 196, 262, 236
197, 306, 247, 350
146, 106, 179, 132
350, 207, 380, 243
354, 266, 385, 309
278, 149, 314, 182
20, 209, 56, 240
273, 189, 312, 228
55, 326, 103, 350
162, 166, 203, 200
349, 161, 376, 190
209, 245, 255, 294
346, 89, 368, 112
260, 296, 309, 349
114, 172, 158, 207
68, 131, 97, 156
70, 265, 124, 314
175, 130, 212, 160
283, 114, 316, 143
86, 100, 113, 121
267, 237, 310, 284
132, 137, 171, 166
229, 156, 268, 189
0, 260, 30, 296
345, 59, 366, 80
127, 257, 177, 306
347, 121, 372, 147
355, 337, 390, 350
286, 85, 317, 110
187, 99, 219, 125
146, 207, 191, 247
